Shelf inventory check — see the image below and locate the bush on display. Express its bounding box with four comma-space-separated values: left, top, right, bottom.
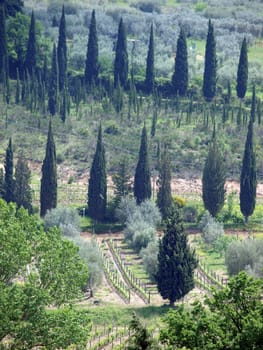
225, 238, 263, 276
44, 207, 80, 237
199, 212, 224, 246
140, 240, 159, 282
115, 196, 137, 224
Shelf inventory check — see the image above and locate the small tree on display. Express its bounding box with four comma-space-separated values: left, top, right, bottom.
84, 9, 99, 89
112, 158, 131, 208
88, 124, 107, 221
202, 133, 226, 217
134, 125, 151, 204
145, 23, 154, 93
156, 205, 197, 306
114, 17, 128, 88
24, 10, 36, 75
14, 155, 32, 213
57, 5, 67, 91
172, 27, 188, 96
236, 37, 248, 99
48, 43, 58, 116
40, 121, 57, 217
4, 138, 14, 203
202, 19, 217, 101
0, 3, 8, 85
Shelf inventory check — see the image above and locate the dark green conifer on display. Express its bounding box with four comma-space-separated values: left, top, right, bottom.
236, 37, 248, 100
112, 158, 131, 208
14, 155, 32, 213
4, 138, 14, 203
145, 24, 154, 93
48, 43, 58, 116
250, 84, 256, 123
85, 9, 99, 89
202, 19, 217, 101
157, 147, 173, 219
0, 2, 8, 84
40, 121, 57, 217
88, 124, 107, 221
172, 28, 188, 96
114, 17, 128, 88
156, 205, 197, 306
24, 10, 36, 75
240, 97, 257, 223
57, 5, 67, 91
0, 168, 4, 198
202, 130, 226, 217
134, 125, 151, 204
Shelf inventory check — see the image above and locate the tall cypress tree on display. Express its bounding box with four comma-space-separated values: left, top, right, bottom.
88, 124, 107, 221
236, 37, 248, 100
157, 146, 173, 219
4, 138, 14, 203
112, 158, 131, 208
14, 155, 32, 213
48, 43, 58, 116
57, 5, 67, 91
202, 132, 226, 217
0, 2, 8, 84
134, 124, 151, 204
114, 17, 128, 88
145, 23, 154, 93
85, 9, 99, 89
240, 96, 257, 223
156, 205, 197, 307
202, 19, 217, 101
172, 27, 188, 96
40, 121, 57, 217
24, 10, 37, 75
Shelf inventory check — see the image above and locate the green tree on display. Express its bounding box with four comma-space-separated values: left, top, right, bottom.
202, 19, 217, 101
57, 5, 67, 91
172, 27, 188, 96
48, 43, 58, 116
160, 272, 263, 350
240, 102, 257, 223
156, 205, 197, 306
85, 9, 99, 89
202, 133, 226, 217
112, 158, 131, 208
4, 138, 14, 203
236, 37, 248, 99
14, 155, 32, 213
3, 0, 23, 17
40, 121, 57, 217
0, 2, 8, 84
0, 200, 91, 349
145, 23, 154, 93
24, 10, 36, 75
114, 17, 128, 88
134, 125, 151, 204
88, 124, 107, 221
156, 147, 173, 219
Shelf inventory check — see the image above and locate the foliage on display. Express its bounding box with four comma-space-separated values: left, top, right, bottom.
4, 138, 14, 203
134, 124, 151, 205
0, 3, 8, 84
44, 206, 80, 237
40, 121, 57, 217
160, 272, 263, 350
85, 9, 99, 88
14, 155, 33, 213
114, 17, 128, 88
225, 238, 263, 277
200, 212, 224, 246
48, 43, 58, 116
145, 23, 155, 93
125, 219, 156, 252
115, 196, 138, 224
0, 200, 90, 349
172, 27, 188, 96
24, 11, 36, 75
156, 205, 197, 306
112, 158, 132, 209
57, 5, 67, 91
140, 240, 159, 282
202, 19, 217, 101
88, 124, 107, 221
240, 113, 257, 223
236, 37, 248, 99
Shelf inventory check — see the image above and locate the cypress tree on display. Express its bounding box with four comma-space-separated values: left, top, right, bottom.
0, 2, 8, 84
172, 27, 188, 96
250, 84, 256, 123
240, 97, 257, 223
112, 158, 131, 208
24, 10, 37, 76
57, 5, 67, 91
88, 124, 107, 221
0, 168, 4, 198
202, 131, 226, 217
85, 9, 99, 89
4, 138, 14, 203
48, 43, 58, 116
114, 17, 128, 88
236, 37, 248, 100
202, 19, 217, 101
14, 155, 32, 213
156, 147, 173, 219
156, 205, 197, 307
145, 23, 154, 93
134, 124, 151, 204
40, 121, 57, 217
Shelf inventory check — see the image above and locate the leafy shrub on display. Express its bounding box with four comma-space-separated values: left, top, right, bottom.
128, 221, 156, 252
225, 238, 263, 276
199, 212, 224, 246
115, 196, 137, 224
140, 240, 159, 282
183, 205, 198, 223
44, 207, 80, 237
